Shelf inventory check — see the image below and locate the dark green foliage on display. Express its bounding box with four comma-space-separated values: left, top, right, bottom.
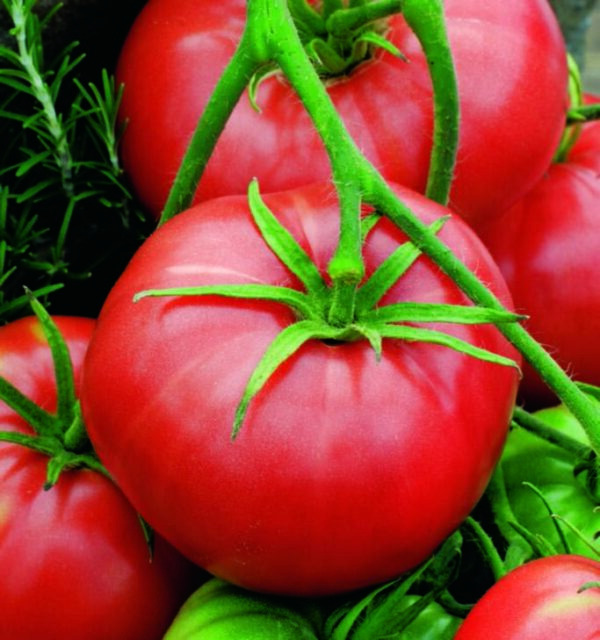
0, 0, 152, 322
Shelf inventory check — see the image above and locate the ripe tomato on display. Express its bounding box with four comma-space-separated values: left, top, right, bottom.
115, 0, 567, 228
0, 315, 200, 640
454, 555, 600, 638
479, 107, 600, 407
81, 182, 519, 596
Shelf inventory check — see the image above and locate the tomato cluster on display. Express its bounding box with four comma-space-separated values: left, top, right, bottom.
3, 0, 600, 638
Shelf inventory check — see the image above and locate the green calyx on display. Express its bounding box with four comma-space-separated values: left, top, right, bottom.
0, 291, 109, 489
287, 0, 404, 78
135, 180, 523, 439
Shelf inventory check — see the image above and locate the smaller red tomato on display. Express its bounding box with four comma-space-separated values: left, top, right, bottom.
0, 314, 200, 640
479, 106, 600, 407
455, 555, 600, 639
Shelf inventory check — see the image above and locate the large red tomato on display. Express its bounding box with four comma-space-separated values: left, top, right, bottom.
115, 0, 568, 228
455, 555, 600, 638
479, 108, 600, 407
81, 182, 519, 596
0, 315, 200, 639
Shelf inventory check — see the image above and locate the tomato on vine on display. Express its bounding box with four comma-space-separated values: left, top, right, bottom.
81, 181, 520, 596
115, 0, 568, 228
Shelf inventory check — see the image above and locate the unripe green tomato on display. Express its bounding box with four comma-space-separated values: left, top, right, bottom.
500, 402, 600, 556
163, 578, 323, 639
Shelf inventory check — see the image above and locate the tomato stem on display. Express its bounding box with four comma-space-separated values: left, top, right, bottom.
554, 54, 584, 163
512, 407, 591, 458
366, 182, 600, 455
158, 30, 266, 226
462, 517, 507, 582
485, 465, 535, 571
401, 0, 459, 205
326, 0, 401, 34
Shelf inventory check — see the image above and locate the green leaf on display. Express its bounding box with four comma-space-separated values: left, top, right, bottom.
306, 38, 348, 74
232, 319, 339, 438
355, 217, 448, 312
26, 290, 79, 429
356, 30, 407, 60
0, 429, 58, 456
577, 382, 600, 402
134, 283, 316, 320
375, 323, 521, 371
248, 180, 328, 300
522, 482, 572, 556
352, 322, 383, 360
578, 581, 600, 592
14, 149, 52, 176
361, 302, 524, 325
549, 513, 600, 560
360, 212, 381, 240
0, 377, 58, 435
507, 520, 558, 558
0, 44, 21, 65
0, 72, 34, 94
0, 283, 62, 317
288, 0, 327, 37
247, 63, 278, 113
15, 178, 57, 202
326, 536, 458, 640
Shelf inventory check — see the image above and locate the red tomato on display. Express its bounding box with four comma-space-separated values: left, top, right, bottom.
0, 316, 200, 640
479, 109, 600, 407
80, 182, 519, 596
455, 555, 600, 638
115, 0, 567, 228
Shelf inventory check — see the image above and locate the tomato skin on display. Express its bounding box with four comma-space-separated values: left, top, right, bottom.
116, 0, 567, 228
454, 555, 600, 639
480, 112, 600, 407
501, 404, 600, 557
0, 316, 200, 640
81, 182, 519, 596
163, 578, 323, 639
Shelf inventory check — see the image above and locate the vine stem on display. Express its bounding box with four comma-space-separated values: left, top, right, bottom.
158, 0, 600, 453
463, 516, 507, 583
158, 32, 266, 226
485, 465, 533, 572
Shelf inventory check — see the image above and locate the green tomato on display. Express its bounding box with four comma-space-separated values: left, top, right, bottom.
163, 578, 323, 639
501, 403, 600, 557
393, 597, 461, 640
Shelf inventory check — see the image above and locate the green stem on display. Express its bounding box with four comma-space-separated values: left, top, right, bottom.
554, 54, 584, 162
567, 103, 600, 124
288, 0, 327, 36
63, 402, 89, 453
512, 407, 591, 458
326, 0, 402, 35
485, 465, 533, 571
259, 0, 367, 318
158, 32, 267, 226
463, 516, 507, 582
401, 0, 459, 205
365, 180, 600, 455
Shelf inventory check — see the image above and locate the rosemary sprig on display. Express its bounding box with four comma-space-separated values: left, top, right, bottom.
0, 0, 149, 322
